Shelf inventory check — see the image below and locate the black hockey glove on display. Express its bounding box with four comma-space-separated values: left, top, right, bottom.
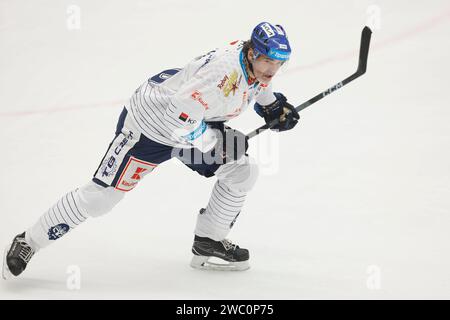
207, 122, 249, 163
254, 92, 300, 132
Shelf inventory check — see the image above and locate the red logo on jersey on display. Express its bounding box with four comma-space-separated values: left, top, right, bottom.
115, 157, 157, 192
178, 112, 189, 122
131, 167, 147, 180
190, 91, 209, 109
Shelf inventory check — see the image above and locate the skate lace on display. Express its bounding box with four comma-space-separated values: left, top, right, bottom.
221, 239, 236, 251
16, 239, 35, 263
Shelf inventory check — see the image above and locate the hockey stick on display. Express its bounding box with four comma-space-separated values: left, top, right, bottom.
246, 26, 372, 139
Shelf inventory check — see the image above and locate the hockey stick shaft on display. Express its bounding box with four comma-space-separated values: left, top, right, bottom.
246, 26, 372, 139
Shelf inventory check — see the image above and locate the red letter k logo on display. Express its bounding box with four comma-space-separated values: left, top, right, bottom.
131, 167, 147, 180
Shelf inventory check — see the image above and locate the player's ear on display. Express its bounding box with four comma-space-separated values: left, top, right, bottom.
247, 48, 254, 62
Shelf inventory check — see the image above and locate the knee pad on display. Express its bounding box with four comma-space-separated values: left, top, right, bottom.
216, 156, 259, 193
77, 180, 125, 217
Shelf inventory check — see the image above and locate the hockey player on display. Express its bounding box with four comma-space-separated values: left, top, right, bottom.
3, 22, 299, 276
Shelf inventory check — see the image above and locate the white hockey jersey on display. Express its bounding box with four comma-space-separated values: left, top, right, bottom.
126, 40, 276, 152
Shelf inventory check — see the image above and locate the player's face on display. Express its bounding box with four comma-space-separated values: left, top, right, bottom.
251, 54, 284, 84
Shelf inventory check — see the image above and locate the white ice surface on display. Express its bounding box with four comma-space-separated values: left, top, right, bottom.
1, 0, 450, 299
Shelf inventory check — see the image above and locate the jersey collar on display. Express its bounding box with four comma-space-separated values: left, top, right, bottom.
239, 50, 257, 86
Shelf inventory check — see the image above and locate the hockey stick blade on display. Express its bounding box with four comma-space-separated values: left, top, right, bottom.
356, 26, 372, 76
247, 26, 372, 139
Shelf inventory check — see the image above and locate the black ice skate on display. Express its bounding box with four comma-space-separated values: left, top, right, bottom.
2, 232, 35, 279
191, 235, 250, 271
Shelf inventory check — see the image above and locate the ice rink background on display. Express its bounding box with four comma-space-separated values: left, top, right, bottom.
1, 0, 449, 299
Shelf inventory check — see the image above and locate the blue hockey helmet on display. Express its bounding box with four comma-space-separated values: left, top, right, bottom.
250, 22, 291, 61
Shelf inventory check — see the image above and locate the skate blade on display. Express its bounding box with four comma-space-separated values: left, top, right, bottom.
2, 246, 12, 280
190, 255, 250, 271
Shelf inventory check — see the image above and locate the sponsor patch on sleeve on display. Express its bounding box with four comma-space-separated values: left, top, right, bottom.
179, 112, 189, 122
190, 91, 209, 109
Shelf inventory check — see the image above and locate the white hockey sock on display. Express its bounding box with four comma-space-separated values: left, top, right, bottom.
194, 181, 246, 241
26, 188, 88, 250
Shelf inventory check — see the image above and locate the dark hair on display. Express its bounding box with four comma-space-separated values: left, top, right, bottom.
242, 40, 253, 59
241, 40, 255, 74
